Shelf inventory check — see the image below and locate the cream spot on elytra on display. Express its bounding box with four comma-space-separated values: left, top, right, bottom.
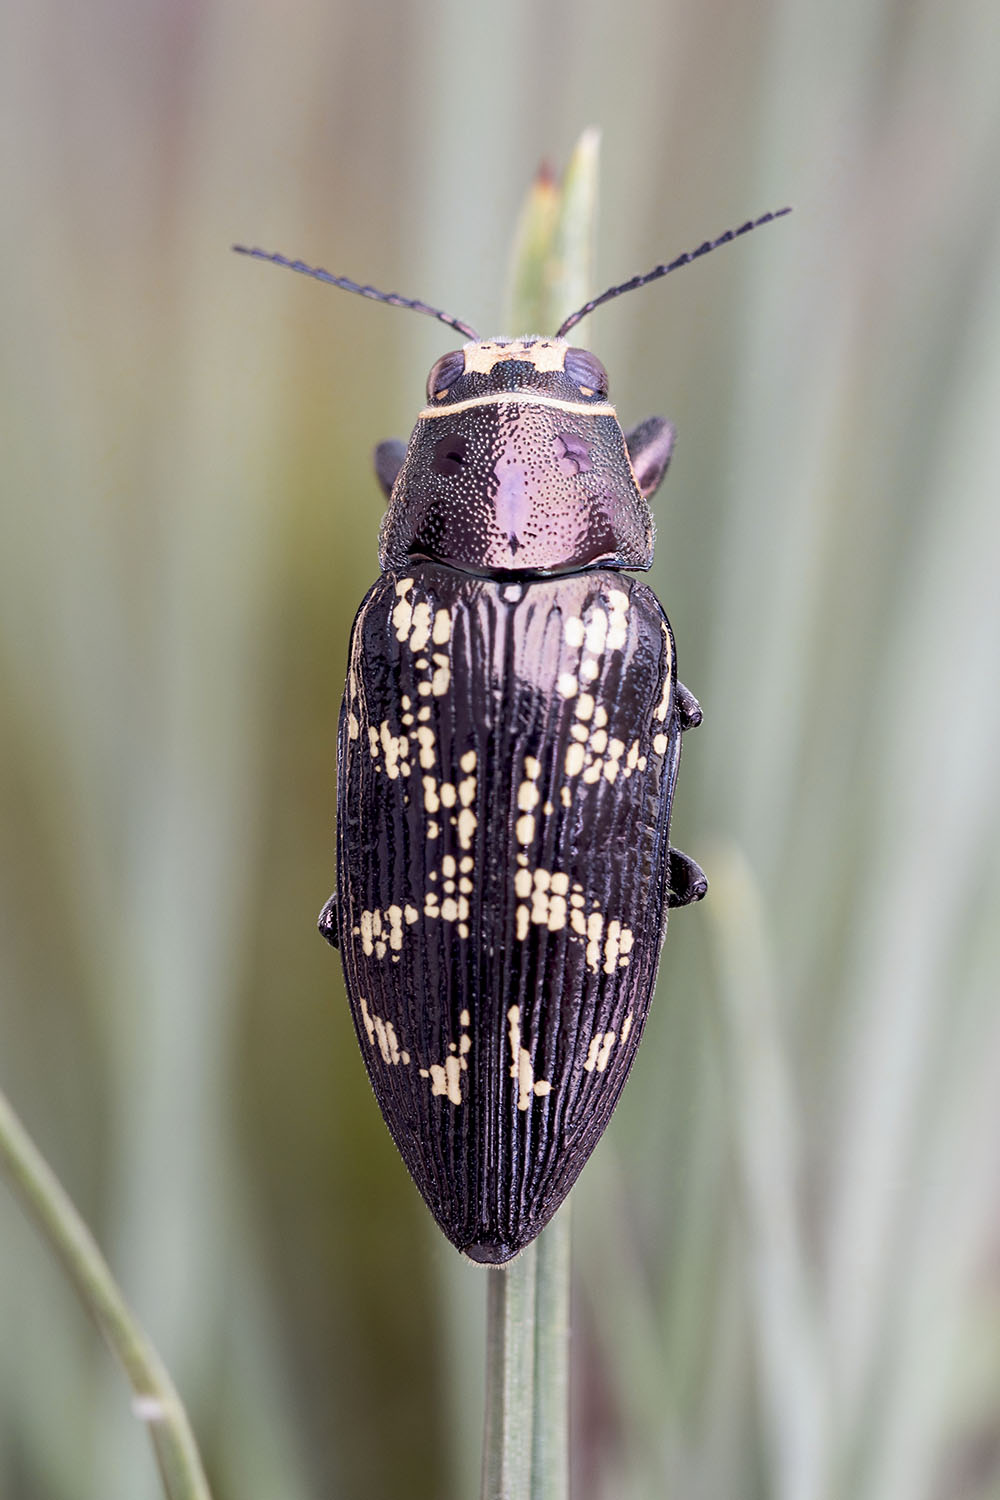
419, 1010, 471, 1105
506, 1006, 552, 1110
583, 1029, 616, 1073
359, 997, 408, 1065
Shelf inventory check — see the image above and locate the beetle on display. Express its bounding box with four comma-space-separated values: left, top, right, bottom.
235, 208, 789, 1264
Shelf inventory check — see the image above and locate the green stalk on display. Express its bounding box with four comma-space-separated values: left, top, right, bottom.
481, 126, 600, 1500
0, 1085, 213, 1500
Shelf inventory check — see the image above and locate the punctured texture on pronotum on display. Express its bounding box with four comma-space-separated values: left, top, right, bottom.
326, 339, 706, 1265
235, 210, 792, 1264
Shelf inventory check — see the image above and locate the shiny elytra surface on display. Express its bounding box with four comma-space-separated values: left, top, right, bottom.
336, 563, 680, 1262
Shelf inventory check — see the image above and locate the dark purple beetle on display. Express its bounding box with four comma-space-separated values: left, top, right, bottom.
235, 208, 789, 1263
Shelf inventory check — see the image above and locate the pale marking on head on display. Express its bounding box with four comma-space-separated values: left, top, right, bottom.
418, 392, 617, 420
463, 338, 568, 376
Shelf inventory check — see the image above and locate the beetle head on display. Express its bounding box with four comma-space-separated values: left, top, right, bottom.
378, 338, 655, 578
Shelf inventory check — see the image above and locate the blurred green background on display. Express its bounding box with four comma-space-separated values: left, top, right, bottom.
3, 1, 1000, 1498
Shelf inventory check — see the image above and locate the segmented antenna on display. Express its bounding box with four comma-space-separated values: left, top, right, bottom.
232, 245, 480, 341
554, 207, 792, 338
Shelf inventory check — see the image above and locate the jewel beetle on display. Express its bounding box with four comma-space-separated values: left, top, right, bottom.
235, 207, 789, 1264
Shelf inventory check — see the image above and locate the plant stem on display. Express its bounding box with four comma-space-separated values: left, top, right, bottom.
0, 1084, 213, 1500
482, 1245, 538, 1499
480, 125, 602, 1500
531, 1203, 572, 1497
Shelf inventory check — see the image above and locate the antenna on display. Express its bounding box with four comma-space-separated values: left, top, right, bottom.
554, 207, 792, 338
232, 245, 480, 341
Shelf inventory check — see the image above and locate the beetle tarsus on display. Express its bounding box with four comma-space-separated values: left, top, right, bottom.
676, 681, 703, 729
318, 892, 340, 948
667, 849, 708, 907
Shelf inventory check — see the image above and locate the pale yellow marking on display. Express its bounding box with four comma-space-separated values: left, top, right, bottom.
516, 814, 535, 844
419, 1010, 472, 1106
460, 855, 474, 872
463, 338, 567, 375
524, 755, 540, 777
416, 725, 436, 768
603, 919, 623, 973
368, 726, 380, 758
409, 600, 432, 652
653, 732, 669, 756
432, 609, 451, 645
606, 589, 630, 650
359, 997, 404, 1065
579, 657, 599, 682
419, 393, 617, 419
564, 616, 585, 649
654, 621, 673, 721
459, 776, 476, 806
391, 578, 414, 642
514, 868, 533, 898
460, 749, 477, 773
575, 693, 595, 722
516, 904, 530, 941
584, 610, 607, 656
506, 1006, 551, 1110
565, 742, 585, 777
570, 722, 588, 742
427, 819, 440, 839
621, 1013, 633, 1045
518, 780, 540, 811
440, 781, 457, 808
348, 711, 360, 740
586, 912, 604, 971
557, 672, 578, 698
431, 653, 450, 696
560, 785, 572, 807
442, 855, 457, 878
583, 1030, 617, 1073
457, 807, 477, 849
380, 720, 408, 779
423, 777, 439, 813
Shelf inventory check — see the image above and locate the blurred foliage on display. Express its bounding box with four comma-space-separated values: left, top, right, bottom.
2, 2, 1000, 1499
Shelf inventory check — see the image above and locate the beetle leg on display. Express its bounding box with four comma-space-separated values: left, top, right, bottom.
624, 417, 675, 499
374, 439, 407, 499
667, 849, 708, 907
676, 681, 703, 729
318, 892, 339, 948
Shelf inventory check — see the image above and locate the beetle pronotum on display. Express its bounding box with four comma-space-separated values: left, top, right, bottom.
236, 207, 790, 1264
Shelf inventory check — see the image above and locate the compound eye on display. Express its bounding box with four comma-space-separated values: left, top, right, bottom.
564, 347, 609, 399
426, 350, 466, 401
